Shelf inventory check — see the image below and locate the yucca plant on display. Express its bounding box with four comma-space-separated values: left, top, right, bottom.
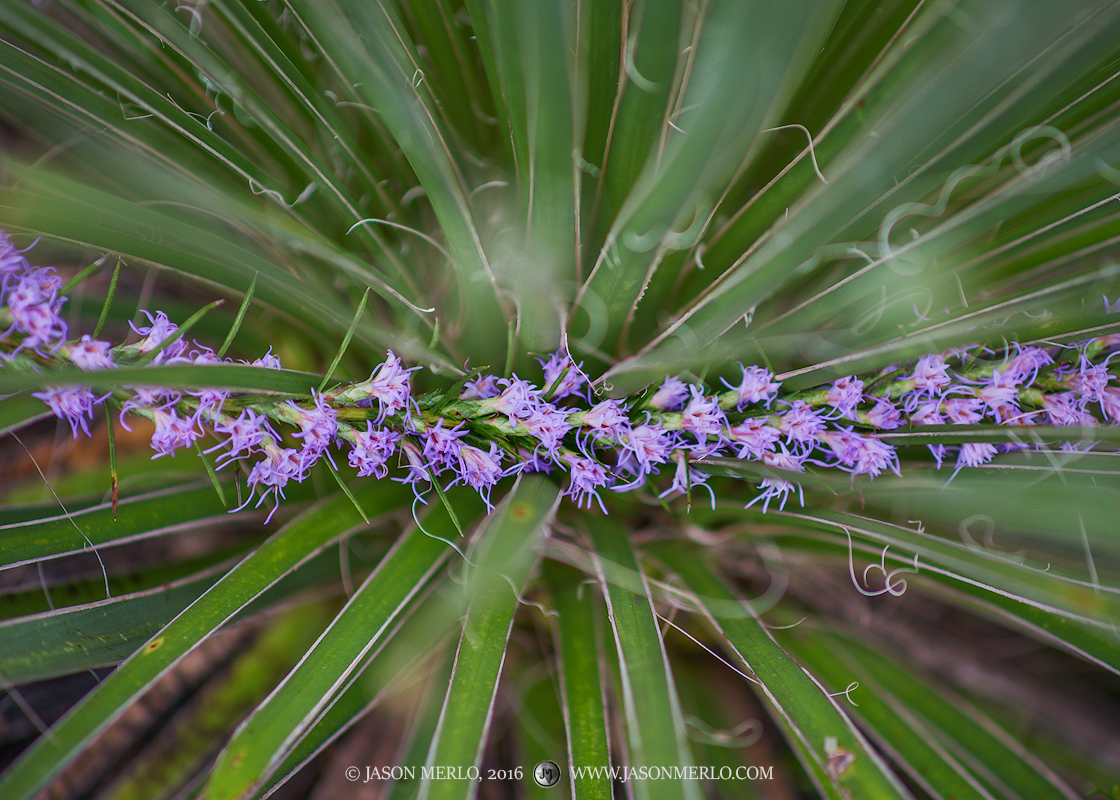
3, 0, 1120, 798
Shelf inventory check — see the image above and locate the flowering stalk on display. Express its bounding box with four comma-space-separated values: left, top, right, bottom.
3, 232, 1119, 522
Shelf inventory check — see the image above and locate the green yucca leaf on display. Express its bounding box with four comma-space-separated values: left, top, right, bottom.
1, 483, 233, 569
0, 390, 52, 436
796, 630, 1080, 800
654, 541, 911, 800
590, 519, 702, 800
786, 631, 1057, 800
204, 494, 482, 800
0, 482, 409, 800
775, 508, 1120, 624
419, 476, 558, 800
0, 567, 226, 684
545, 559, 612, 800
259, 588, 462, 800
0, 534, 391, 685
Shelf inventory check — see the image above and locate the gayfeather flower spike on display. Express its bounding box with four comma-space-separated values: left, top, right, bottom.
4, 230, 1120, 523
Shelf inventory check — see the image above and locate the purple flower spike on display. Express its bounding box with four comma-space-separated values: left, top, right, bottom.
33, 386, 99, 438
349, 423, 402, 478
14, 255, 1120, 520
723, 364, 780, 409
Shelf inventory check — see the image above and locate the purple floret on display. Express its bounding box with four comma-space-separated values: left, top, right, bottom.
722, 364, 780, 409
679, 386, 727, 445
207, 409, 275, 465
364, 350, 419, 423
658, 451, 715, 510
576, 399, 630, 445
33, 386, 99, 438
539, 350, 587, 400
775, 400, 828, 450
648, 376, 690, 411
487, 375, 541, 424
826, 375, 864, 419
130, 310, 186, 362
240, 446, 306, 523
729, 417, 781, 460
67, 335, 115, 371
461, 373, 501, 400
452, 442, 509, 510
562, 453, 612, 513
150, 409, 203, 459
420, 419, 468, 474
348, 423, 402, 478
615, 422, 675, 489
290, 392, 338, 468
520, 405, 573, 461
745, 446, 806, 513
0, 232, 34, 297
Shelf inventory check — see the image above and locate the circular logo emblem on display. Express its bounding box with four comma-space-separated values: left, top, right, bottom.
533, 761, 561, 787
